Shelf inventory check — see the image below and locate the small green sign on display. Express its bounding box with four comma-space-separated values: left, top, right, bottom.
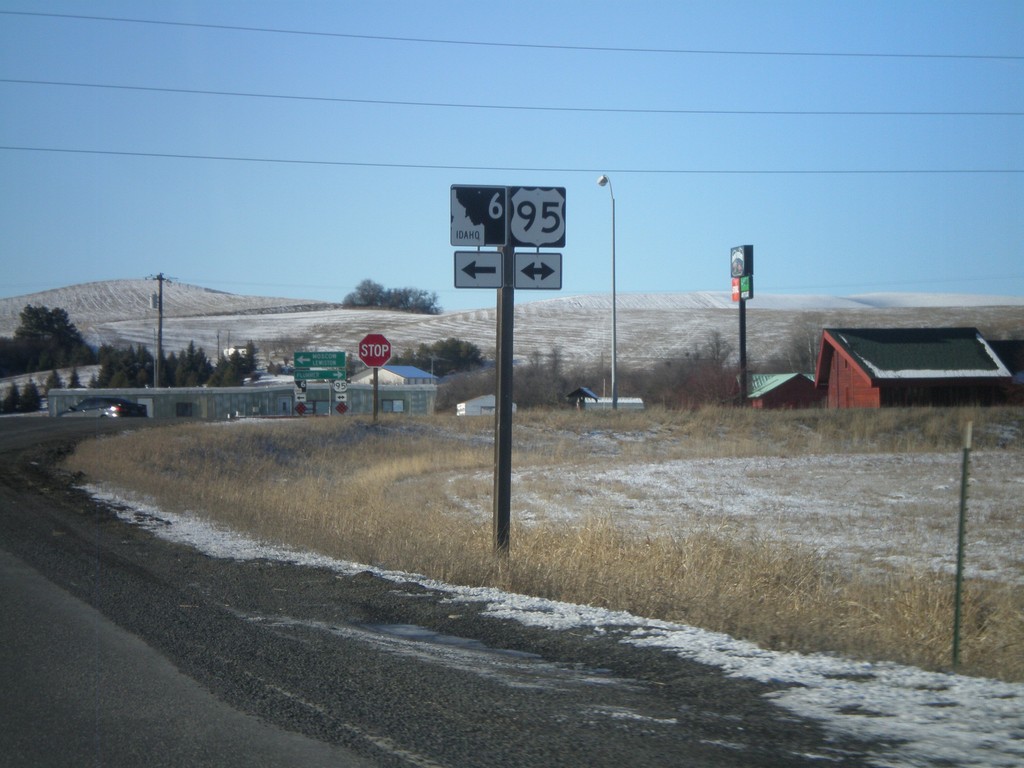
294, 368, 346, 381
294, 351, 346, 369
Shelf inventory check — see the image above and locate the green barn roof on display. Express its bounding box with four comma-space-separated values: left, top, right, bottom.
823, 328, 1010, 381
747, 373, 814, 399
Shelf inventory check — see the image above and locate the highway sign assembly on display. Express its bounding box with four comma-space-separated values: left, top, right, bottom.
448, 183, 567, 553
293, 350, 347, 386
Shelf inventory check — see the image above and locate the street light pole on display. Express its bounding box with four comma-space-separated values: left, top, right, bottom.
597, 175, 618, 409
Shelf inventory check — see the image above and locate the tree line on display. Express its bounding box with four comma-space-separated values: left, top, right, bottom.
0, 305, 262, 413
434, 330, 747, 413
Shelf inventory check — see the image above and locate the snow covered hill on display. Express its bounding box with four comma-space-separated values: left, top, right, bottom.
2, 281, 1022, 369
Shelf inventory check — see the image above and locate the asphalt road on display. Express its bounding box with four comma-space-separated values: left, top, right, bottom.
0, 417, 876, 767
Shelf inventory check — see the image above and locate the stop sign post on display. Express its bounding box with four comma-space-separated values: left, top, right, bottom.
359, 333, 392, 421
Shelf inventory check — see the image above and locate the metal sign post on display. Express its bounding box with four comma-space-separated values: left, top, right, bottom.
493, 238, 515, 554
731, 246, 754, 403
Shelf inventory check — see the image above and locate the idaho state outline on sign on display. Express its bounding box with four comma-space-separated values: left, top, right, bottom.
451, 186, 507, 246
509, 187, 566, 248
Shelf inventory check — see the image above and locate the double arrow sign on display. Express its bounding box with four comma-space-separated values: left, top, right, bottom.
455, 252, 562, 290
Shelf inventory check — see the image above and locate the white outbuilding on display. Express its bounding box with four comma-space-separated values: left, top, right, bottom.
456, 394, 516, 416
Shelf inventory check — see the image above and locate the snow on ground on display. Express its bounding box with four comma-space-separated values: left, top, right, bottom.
84, 468, 1024, 768
498, 451, 1024, 585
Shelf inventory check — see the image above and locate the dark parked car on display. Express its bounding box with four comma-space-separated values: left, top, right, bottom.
60, 397, 147, 418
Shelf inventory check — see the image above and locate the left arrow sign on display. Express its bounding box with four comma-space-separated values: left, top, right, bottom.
454, 251, 503, 288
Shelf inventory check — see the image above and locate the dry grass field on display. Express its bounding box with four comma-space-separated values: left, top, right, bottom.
65, 406, 1024, 682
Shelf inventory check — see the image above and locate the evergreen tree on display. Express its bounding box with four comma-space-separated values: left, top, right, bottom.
174, 341, 213, 386
19, 380, 41, 413
1, 383, 17, 413
68, 367, 82, 389
163, 351, 178, 387
208, 349, 247, 387
11, 305, 96, 372
243, 340, 258, 375
94, 344, 153, 388
395, 337, 483, 377
44, 369, 63, 394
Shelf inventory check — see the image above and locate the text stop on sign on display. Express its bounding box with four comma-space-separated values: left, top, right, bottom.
358, 333, 392, 368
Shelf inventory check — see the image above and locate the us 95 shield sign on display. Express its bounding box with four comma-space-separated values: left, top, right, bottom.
509, 187, 566, 248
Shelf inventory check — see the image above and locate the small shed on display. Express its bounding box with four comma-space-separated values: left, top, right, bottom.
457, 394, 516, 416
815, 327, 1012, 408
565, 387, 599, 409
748, 373, 823, 409
585, 397, 645, 411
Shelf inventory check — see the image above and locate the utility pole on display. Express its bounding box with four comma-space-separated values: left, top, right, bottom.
150, 273, 166, 387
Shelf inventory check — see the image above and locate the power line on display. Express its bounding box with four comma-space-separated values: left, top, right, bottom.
3, 78, 1020, 117
2, 10, 1021, 61
2, 145, 1021, 174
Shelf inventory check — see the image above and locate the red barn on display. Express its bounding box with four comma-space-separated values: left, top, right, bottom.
747, 373, 824, 409
815, 328, 1013, 408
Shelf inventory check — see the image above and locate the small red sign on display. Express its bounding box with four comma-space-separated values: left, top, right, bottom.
295, 402, 307, 415
358, 333, 392, 368
335, 402, 348, 415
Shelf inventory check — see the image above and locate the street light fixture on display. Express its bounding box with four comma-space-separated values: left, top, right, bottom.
597, 175, 618, 410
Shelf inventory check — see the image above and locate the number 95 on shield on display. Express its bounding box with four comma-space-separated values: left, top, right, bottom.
510, 187, 566, 248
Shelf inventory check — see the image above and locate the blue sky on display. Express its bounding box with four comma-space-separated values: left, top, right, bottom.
1, 1, 1021, 312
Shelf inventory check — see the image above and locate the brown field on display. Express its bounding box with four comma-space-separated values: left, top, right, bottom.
65, 405, 1024, 682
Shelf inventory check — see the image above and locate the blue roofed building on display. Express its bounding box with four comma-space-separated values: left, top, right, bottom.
350, 365, 437, 386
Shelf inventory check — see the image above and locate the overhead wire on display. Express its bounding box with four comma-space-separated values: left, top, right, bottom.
2, 78, 1021, 117
1, 11, 1020, 174
2, 10, 1022, 60
1, 145, 1020, 174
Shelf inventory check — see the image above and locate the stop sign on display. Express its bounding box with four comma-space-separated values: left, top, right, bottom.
358, 333, 392, 368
